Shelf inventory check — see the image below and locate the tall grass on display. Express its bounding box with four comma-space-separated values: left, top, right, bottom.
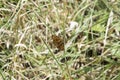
0, 0, 120, 80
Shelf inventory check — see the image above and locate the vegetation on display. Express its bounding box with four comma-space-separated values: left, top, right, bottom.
0, 0, 120, 80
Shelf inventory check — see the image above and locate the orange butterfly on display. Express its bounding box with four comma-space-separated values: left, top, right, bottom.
52, 35, 64, 51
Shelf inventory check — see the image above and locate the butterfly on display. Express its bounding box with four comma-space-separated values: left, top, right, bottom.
51, 35, 64, 51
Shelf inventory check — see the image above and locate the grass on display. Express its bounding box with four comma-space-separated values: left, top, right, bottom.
0, 0, 120, 80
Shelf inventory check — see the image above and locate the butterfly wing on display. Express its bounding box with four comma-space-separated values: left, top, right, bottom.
52, 35, 64, 50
